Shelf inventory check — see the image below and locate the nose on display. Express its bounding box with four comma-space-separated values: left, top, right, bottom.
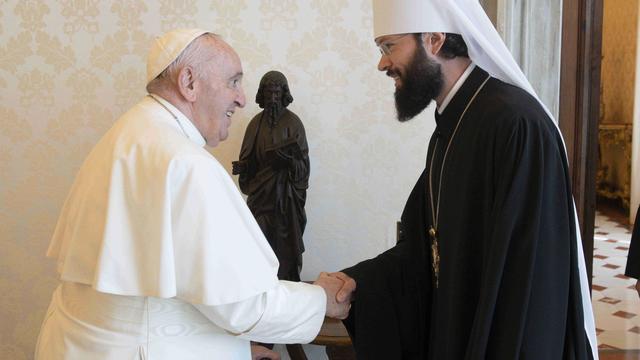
377, 54, 391, 72
236, 87, 246, 108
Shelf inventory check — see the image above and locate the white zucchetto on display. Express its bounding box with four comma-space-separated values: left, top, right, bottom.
146, 28, 210, 84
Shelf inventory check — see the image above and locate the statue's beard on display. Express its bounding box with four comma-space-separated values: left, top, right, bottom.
266, 102, 284, 127
393, 45, 444, 122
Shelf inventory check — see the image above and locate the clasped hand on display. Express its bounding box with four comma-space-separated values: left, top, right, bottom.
313, 272, 356, 319
232, 160, 247, 175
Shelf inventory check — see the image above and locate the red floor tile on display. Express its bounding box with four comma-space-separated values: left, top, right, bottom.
612, 311, 636, 319
599, 297, 622, 305
593, 284, 607, 291
599, 343, 622, 350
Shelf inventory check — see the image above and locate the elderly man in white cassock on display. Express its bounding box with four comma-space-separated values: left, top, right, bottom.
329, 1, 600, 359
34, 29, 350, 360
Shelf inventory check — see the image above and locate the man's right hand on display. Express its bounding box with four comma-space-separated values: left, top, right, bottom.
314, 272, 355, 319
326, 271, 356, 303
232, 160, 246, 175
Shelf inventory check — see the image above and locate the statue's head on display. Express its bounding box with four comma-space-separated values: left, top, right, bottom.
255, 71, 293, 109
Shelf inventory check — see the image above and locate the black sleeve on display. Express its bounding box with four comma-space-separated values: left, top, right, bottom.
340, 171, 431, 360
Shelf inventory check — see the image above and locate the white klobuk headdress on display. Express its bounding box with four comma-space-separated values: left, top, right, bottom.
372, 1, 598, 357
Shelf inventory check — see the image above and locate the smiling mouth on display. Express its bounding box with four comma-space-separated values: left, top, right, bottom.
386, 71, 401, 86
391, 76, 402, 88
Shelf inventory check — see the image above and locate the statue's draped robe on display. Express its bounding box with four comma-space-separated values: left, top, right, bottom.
238, 109, 309, 280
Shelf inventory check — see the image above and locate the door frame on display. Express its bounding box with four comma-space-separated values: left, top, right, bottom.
559, 0, 603, 285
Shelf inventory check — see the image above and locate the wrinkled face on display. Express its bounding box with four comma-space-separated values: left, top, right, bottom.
192, 41, 246, 147
376, 34, 444, 122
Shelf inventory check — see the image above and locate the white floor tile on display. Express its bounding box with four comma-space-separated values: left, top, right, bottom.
598, 330, 640, 350
592, 210, 639, 350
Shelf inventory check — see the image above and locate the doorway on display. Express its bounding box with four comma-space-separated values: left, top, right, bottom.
482, 0, 640, 354
590, 0, 640, 351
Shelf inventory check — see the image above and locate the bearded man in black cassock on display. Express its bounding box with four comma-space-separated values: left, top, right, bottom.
233, 71, 309, 282
326, 1, 599, 359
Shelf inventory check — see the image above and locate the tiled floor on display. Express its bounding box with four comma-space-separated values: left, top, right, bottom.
599, 349, 640, 359
592, 210, 640, 351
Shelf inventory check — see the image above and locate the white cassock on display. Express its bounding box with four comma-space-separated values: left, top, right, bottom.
35, 95, 326, 359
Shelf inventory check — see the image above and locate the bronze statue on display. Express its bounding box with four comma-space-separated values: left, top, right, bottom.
233, 71, 309, 282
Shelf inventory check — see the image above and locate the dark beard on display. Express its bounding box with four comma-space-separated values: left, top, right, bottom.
266, 102, 284, 127
393, 45, 443, 122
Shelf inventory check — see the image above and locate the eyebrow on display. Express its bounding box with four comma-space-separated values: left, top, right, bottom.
376, 34, 410, 46
375, 35, 395, 45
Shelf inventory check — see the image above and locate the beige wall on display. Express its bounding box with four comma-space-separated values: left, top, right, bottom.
0, 1, 436, 358
602, 0, 639, 125
480, 0, 498, 25
599, 0, 639, 221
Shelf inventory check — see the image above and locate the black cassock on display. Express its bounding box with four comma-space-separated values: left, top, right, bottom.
342, 67, 595, 359
625, 206, 640, 279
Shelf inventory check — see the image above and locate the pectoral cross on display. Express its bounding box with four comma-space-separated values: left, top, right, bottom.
429, 226, 440, 288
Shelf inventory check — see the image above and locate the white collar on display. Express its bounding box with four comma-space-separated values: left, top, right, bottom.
437, 62, 476, 114
148, 93, 206, 147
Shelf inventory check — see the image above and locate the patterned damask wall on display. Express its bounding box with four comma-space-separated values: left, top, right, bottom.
0, 1, 435, 358
601, 0, 638, 124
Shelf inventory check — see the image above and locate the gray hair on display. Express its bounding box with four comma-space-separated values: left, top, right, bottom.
146, 32, 220, 93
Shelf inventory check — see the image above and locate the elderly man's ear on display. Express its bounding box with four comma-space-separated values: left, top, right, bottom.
177, 66, 198, 101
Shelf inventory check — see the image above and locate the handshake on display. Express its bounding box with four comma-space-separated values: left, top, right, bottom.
313, 272, 356, 320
